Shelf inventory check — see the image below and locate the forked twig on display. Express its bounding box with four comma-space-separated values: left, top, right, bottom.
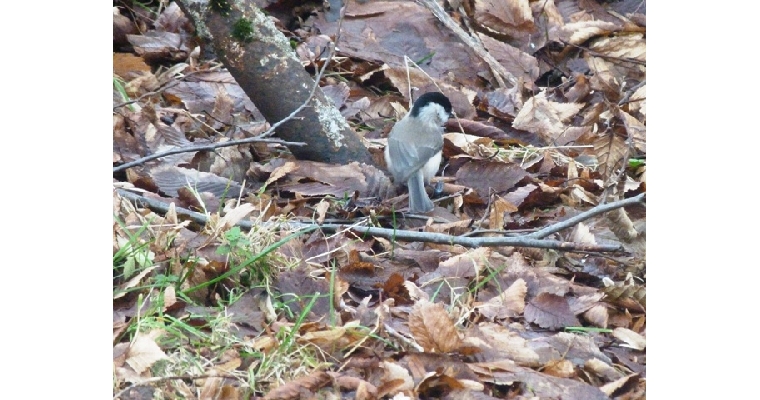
527, 192, 645, 239
113, 5, 348, 174
115, 188, 630, 252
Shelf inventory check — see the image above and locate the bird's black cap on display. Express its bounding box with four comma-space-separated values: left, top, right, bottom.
410, 91, 452, 118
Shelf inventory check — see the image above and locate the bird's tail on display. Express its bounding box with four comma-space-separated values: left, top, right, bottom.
407, 171, 434, 213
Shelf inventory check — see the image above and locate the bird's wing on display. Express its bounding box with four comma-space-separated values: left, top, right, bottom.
388, 131, 443, 182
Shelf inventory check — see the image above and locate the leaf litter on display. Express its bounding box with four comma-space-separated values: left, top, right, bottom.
113, 0, 646, 398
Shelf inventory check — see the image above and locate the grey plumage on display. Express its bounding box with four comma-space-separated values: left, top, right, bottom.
384, 92, 452, 213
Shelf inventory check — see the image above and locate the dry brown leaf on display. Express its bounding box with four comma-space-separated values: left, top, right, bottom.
507, 366, 609, 399
314, 199, 330, 224
474, 0, 534, 34
218, 386, 240, 400
143, 127, 195, 168
590, 33, 646, 62
467, 359, 519, 383
585, 357, 624, 381
437, 247, 491, 279
502, 183, 537, 210
593, 134, 627, 180
210, 89, 235, 127
567, 292, 605, 315
571, 222, 597, 245
262, 370, 331, 400
408, 301, 462, 353
455, 161, 529, 201
586, 56, 623, 99
300, 326, 349, 348
164, 71, 258, 115
475, 278, 527, 320
581, 101, 605, 127
565, 74, 592, 103
274, 267, 332, 319
311, 1, 486, 87
477, 86, 524, 119
219, 203, 255, 230
278, 160, 383, 199
602, 283, 646, 311
124, 71, 160, 97
512, 92, 584, 143
163, 286, 177, 311
125, 330, 168, 374
379, 361, 414, 396
150, 166, 245, 198
447, 120, 509, 144
322, 82, 350, 110
606, 207, 638, 242
265, 161, 297, 187
600, 373, 640, 397
567, 159, 579, 180
154, 1, 190, 33
324, 373, 378, 399
629, 83, 646, 119
616, 107, 646, 152
489, 196, 518, 230
561, 185, 598, 207
524, 292, 580, 329
530, 331, 612, 368
199, 376, 222, 400
583, 304, 609, 328
127, 31, 185, 61
114, 7, 138, 46
113, 115, 144, 163
114, 264, 158, 300
113, 53, 152, 79
613, 327, 646, 350
543, 359, 575, 378
342, 96, 371, 119
551, 20, 620, 45
464, 323, 540, 367
477, 33, 539, 87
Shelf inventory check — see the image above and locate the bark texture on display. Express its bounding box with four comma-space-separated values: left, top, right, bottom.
177, 0, 375, 166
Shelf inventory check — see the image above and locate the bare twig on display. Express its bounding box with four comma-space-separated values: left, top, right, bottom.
618, 79, 646, 106
113, 5, 347, 174
527, 192, 645, 239
113, 68, 213, 110
112, 137, 307, 173
113, 79, 179, 110
461, 228, 539, 237
561, 40, 646, 66
114, 188, 625, 252
383, 322, 424, 352
415, 0, 517, 88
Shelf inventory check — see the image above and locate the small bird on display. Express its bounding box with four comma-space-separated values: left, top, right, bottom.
384, 92, 452, 213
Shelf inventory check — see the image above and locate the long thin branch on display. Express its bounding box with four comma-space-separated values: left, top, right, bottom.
527, 192, 645, 239
113, 138, 307, 173
113, 5, 347, 175
416, 0, 517, 88
326, 224, 622, 252
561, 40, 646, 66
115, 189, 624, 252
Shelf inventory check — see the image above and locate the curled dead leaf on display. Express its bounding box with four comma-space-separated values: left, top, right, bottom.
408, 301, 462, 353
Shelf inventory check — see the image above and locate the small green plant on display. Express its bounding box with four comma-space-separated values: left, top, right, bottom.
564, 326, 613, 334
184, 226, 317, 295
232, 18, 255, 43
113, 215, 155, 282
113, 76, 136, 112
